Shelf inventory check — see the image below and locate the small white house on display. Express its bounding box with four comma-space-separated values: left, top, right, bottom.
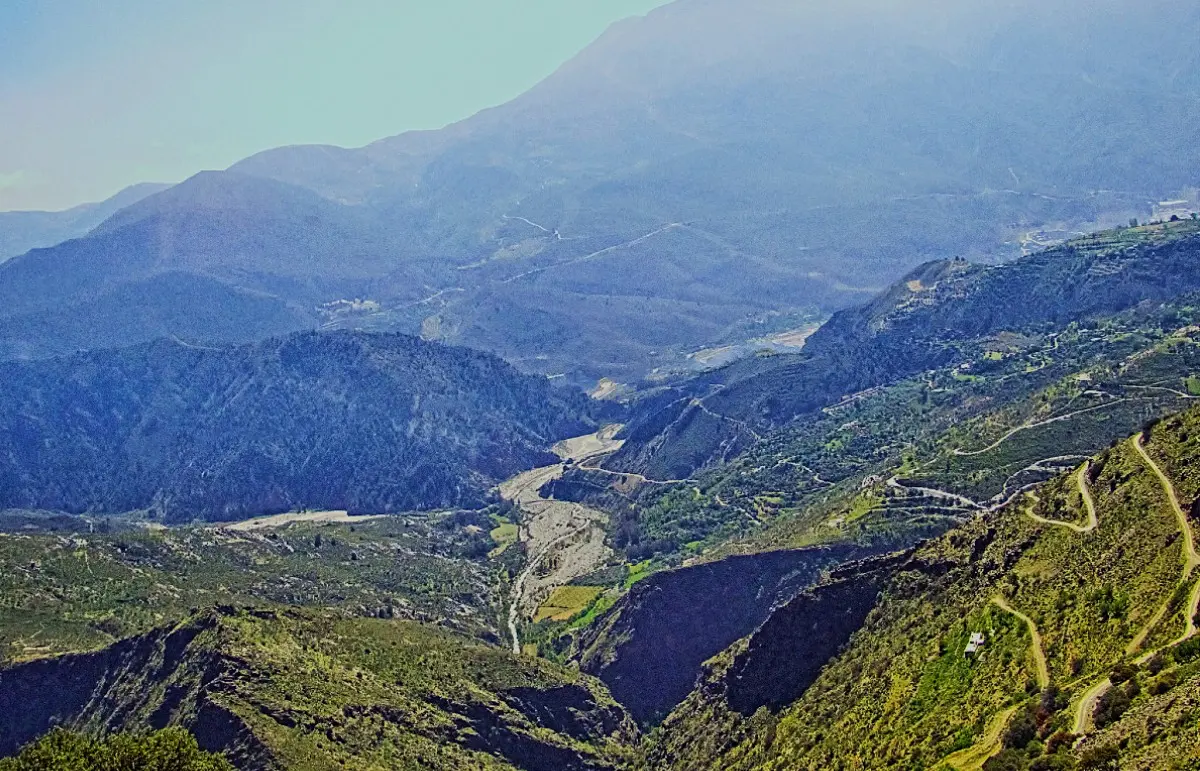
965, 632, 986, 655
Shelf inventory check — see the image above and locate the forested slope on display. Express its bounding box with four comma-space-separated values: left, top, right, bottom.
0, 331, 605, 521
612, 221, 1200, 480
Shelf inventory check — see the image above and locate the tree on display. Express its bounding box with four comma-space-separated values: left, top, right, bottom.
1092, 686, 1131, 728
1078, 744, 1119, 770
983, 749, 1030, 771
1107, 662, 1136, 684
1002, 702, 1040, 749
0, 729, 233, 771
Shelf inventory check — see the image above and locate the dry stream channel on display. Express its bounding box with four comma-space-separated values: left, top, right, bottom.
498, 425, 625, 653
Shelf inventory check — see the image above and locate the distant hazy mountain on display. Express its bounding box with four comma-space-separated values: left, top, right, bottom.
2, 0, 1197, 383
0, 183, 170, 263
0, 331, 604, 521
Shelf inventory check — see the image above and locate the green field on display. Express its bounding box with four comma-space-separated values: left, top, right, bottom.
535, 585, 605, 623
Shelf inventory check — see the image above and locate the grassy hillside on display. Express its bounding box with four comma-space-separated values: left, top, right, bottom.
0, 609, 636, 771
645, 408, 1200, 770
559, 279, 1200, 568
526, 267, 1200, 724
0, 512, 505, 663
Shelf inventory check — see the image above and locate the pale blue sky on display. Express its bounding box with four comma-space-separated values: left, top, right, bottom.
0, 1, 667, 211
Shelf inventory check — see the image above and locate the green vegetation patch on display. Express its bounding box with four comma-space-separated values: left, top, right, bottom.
0, 514, 501, 662
489, 520, 519, 557
1, 609, 637, 771
0, 729, 232, 771
535, 586, 606, 623
647, 407, 1200, 770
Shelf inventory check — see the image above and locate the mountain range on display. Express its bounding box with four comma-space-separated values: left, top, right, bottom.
5, 1, 1200, 769
0, 183, 169, 263
6, 222, 1200, 770
1, 0, 1198, 385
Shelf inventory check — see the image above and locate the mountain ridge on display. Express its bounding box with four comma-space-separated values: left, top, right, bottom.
607, 221, 1200, 481
2, 0, 1197, 383
0, 183, 170, 263
0, 330, 606, 521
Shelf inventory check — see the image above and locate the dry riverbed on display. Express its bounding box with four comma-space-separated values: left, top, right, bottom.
500, 424, 624, 652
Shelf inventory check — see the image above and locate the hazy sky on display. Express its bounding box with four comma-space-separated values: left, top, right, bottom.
0, 1, 666, 212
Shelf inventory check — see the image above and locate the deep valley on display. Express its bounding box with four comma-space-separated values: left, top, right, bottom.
3, 1, 1200, 769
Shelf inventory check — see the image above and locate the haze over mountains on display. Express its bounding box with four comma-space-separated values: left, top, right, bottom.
6, 3, 1200, 768
1, 0, 1197, 384
0, 183, 169, 263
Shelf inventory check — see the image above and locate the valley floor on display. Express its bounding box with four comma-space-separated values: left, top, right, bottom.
500, 425, 626, 653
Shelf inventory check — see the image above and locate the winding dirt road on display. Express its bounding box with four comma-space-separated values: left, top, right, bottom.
1134, 434, 1200, 570
1122, 435, 1200, 657
991, 597, 1049, 689
942, 707, 1019, 771
1075, 435, 1200, 732
1073, 678, 1112, 735
968, 435, 1200, 744
1076, 464, 1100, 532
953, 401, 1127, 458
1025, 464, 1099, 534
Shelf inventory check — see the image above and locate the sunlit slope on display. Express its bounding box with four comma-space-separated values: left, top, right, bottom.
647, 408, 1200, 770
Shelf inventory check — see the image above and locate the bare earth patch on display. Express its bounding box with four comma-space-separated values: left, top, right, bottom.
222, 510, 388, 532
